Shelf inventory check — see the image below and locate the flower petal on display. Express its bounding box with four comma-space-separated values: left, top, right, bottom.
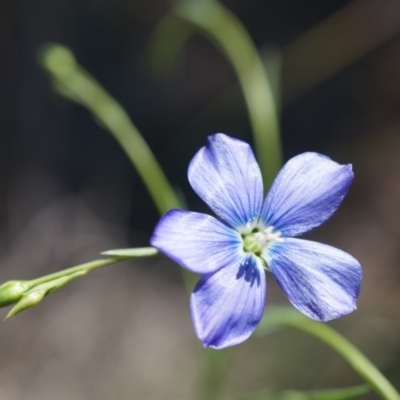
262, 152, 353, 237
188, 133, 263, 229
266, 238, 362, 321
150, 209, 242, 274
190, 256, 266, 349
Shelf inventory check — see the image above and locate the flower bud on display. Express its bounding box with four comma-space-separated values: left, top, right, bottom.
3, 270, 88, 319
5, 289, 47, 319
0, 280, 33, 307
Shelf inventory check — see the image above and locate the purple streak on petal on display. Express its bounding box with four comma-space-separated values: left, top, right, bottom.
190, 256, 266, 349
262, 152, 353, 237
188, 134, 263, 229
150, 209, 242, 274
266, 238, 362, 322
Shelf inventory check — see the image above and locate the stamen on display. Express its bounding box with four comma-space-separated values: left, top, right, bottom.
241, 223, 282, 258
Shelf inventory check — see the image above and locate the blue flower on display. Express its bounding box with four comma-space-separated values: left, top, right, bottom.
151, 134, 362, 349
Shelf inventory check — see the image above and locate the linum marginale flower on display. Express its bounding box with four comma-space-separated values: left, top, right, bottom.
151, 134, 362, 349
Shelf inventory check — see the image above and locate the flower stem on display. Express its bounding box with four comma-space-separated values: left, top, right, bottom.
38, 44, 197, 291
28, 257, 128, 288
0, 247, 162, 319
197, 348, 229, 400
38, 44, 183, 215
173, 0, 282, 189
257, 308, 400, 400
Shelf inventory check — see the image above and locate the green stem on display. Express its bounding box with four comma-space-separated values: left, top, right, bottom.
39, 44, 183, 215
257, 309, 400, 400
29, 257, 128, 287
39, 44, 196, 295
164, 4, 282, 397
149, 4, 282, 397
198, 348, 229, 400
242, 384, 369, 400
146, 14, 193, 78
173, 0, 282, 188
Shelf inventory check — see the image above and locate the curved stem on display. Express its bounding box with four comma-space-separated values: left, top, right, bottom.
29, 257, 128, 287
39, 44, 183, 215
29, 247, 160, 288
146, 14, 193, 78
38, 44, 196, 292
173, 0, 282, 189
257, 309, 400, 400
148, 6, 283, 398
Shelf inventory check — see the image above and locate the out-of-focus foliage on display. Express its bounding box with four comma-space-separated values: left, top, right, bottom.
0, 0, 400, 399
242, 384, 368, 400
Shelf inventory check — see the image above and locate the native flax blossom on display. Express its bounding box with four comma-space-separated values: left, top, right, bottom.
151, 134, 362, 349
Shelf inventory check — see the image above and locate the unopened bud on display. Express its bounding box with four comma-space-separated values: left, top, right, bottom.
5, 289, 47, 319
39, 44, 77, 78
4, 270, 88, 319
0, 280, 33, 307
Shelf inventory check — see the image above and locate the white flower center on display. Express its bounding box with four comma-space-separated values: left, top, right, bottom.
239, 222, 282, 267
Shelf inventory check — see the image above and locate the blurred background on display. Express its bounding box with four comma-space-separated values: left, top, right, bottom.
0, 0, 400, 398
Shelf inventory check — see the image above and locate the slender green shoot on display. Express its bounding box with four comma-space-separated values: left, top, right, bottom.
3, 257, 125, 319
256, 308, 400, 400
28, 257, 128, 288
241, 384, 369, 400
101, 247, 159, 257
38, 43, 183, 215
1, 247, 161, 319
152, 0, 282, 188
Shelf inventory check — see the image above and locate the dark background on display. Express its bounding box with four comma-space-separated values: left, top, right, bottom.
0, 0, 399, 399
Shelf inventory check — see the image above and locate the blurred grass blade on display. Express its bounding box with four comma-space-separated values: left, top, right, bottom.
281, 0, 400, 105
149, 0, 282, 188
241, 385, 368, 400
197, 348, 229, 400
260, 47, 282, 111
256, 308, 400, 400
146, 13, 193, 78
38, 43, 183, 215
149, 1, 400, 108
148, 5, 282, 398
241, 389, 307, 400
174, 0, 282, 188
309, 385, 369, 400
101, 247, 158, 257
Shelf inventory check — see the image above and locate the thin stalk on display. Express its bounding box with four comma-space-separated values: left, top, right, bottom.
198, 348, 229, 400
38, 44, 196, 293
39, 44, 182, 215
173, 0, 282, 188
29, 257, 128, 287
165, 3, 282, 398
257, 309, 400, 400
